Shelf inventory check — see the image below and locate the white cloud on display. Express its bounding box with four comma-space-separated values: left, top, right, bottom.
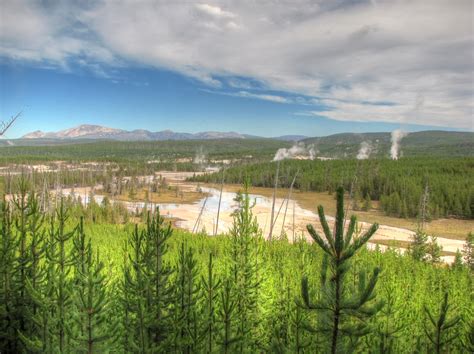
195, 4, 236, 19
202, 89, 290, 103
1, 0, 472, 129
234, 91, 289, 103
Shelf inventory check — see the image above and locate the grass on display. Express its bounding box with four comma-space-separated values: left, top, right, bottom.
369, 239, 456, 257
99, 186, 208, 204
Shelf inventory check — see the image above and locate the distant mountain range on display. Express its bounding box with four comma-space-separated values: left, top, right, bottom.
22, 124, 307, 141
5, 125, 472, 158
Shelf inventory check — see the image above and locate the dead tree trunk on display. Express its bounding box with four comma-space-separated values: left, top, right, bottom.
268, 160, 280, 240
281, 171, 298, 238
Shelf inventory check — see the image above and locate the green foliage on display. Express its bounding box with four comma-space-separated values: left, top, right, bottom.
462, 232, 474, 271
371, 283, 404, 353
0, 183, 472, 353
47, 200, 76, 352
452, 249, 464, 270
302, 187, 383, 353
423, 292, 461, 353
362, 193, 372, 211
121, 211, 175, 353
409, 229, 429, 262
192, 157, 474, 219
0, 196, 18, 352
301, 130, 474, 158
171, 243, 201, 353
228, 184, 263, 351
201, 252, 220, 353
0, 138, 288, 164
71, 219, 116, 352
426, 236, 442, 264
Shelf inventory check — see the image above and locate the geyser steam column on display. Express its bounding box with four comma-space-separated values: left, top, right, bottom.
269, 142, 315, 240
390, 129, 408, 160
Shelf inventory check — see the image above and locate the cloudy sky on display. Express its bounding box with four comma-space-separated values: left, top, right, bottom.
1, 0, 472, 137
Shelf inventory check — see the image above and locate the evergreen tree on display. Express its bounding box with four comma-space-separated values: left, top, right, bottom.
462, 232, 473, 271
71, 218, 115, 353
352, 188, 361, 211
118, 247, 135, 353
374, 283, 404, 353
301, 186, 383, 353
122, 210, 174, 353
426, 236, 442, 264
47, 199, 76, 352
452, 250, 464, 270
409, 229, 428, 262
217, 279, 239, 353
228, 184, 262, 351
19, 210, 65, 353
289, 298, 312, 353
362, 194, 372, 211
144, 211, 174, 350
123, 225, 151, 352
423, 292, 461, 353
270, 284, 292, 352
19, 192, 48, 352
171, 243, 201, 353
201, 252, 221, 353
11, 177, 32, 345
460, 320, 474, 353
0, 196, 19, 352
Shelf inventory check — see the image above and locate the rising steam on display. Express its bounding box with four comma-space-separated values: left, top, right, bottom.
390, 129, 408, 160
194, 146, 207, 164
273, 142, 316, 161
356, 141, 372, 160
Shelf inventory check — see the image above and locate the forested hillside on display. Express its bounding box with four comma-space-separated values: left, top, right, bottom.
0, 130, 472, 162
1, 182, 472, 353
191, 157, 474, 220
0, 139, 291, 164
302, 131, 474, 158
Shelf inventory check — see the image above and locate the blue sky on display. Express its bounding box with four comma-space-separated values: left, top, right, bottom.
0, 1, 472, 138
2, 63, 460, 138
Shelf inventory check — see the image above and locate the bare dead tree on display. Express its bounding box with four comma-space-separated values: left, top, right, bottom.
270, 196, 287, 234
214, 167, 225, 236
292, 201, 296, 242
0, 111, 21, 136
268, 160, 280, 240
193, 196, 208, 234
419, 184, 430, 231
280, 171, 299, 238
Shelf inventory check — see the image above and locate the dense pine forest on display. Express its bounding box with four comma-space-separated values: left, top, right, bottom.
300, 131, 474, 158
1, 179, 473, 353
191, 157, 474, 220
0, 139, 290, 164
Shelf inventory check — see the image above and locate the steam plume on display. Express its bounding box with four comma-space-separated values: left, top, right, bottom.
390, 129, 408, 160
194, 146, 207, 164
308, 145, 317, 160
273, 142, 316, 161
356, 141, 372, 160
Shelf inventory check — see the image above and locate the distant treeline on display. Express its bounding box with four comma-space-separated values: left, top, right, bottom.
191, 157, 474, 220
0, 162, 199, 197
0, 139, 289, 164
